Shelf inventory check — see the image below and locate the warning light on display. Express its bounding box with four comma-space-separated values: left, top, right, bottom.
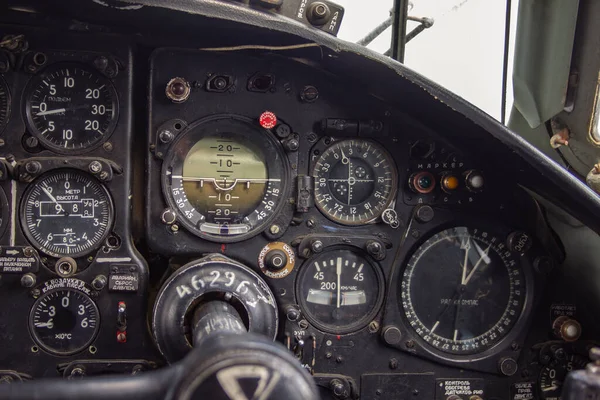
259, 111, 277, 129
442, 175, 460, 192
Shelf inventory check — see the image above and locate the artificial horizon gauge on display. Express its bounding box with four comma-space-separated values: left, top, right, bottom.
296, 249, 384, 334
0, 76, 10, 134
400, 226, 527, 355
29, 287, 99, 355
312, 139, 398, 225
20, 169, 114, 258
162, 116, 289, 242
24, 63, 119, 153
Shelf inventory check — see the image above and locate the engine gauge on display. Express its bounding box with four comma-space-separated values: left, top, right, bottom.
20, 169, 114, 258
0, 76, 10, 134
312, 139, 397, 225
296, 249, 384, 334
400, 227, 527, 355
162, 116, 289, 242
29, 287, 99, 355
539, 353, 588, 399
24, 63, 119, 153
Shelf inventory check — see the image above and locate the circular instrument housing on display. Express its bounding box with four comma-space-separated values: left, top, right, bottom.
296, 248, 384, 334
20, 169, 114, 258
400, 226, 529, 357
29, 282, 100, 355
161, 115, 290, 242
24, 63, 119, 153
312, 139, 398, 225
0, 75, 10, 134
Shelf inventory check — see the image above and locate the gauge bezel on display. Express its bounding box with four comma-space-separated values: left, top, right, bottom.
295, 247, 385, 334
161, 115, 291, 243
19, 169, 115, 258
0, 185, 8, 240
28, 286, 100, 356
23, 62, 119, 154
397, 223, 536, 364
0, 75, 10, 135
311, 138, 399, 226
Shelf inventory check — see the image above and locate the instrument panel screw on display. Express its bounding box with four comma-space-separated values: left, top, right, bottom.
306, 218, 316, 228
335, 355, 343, 364
98, 171, 109, 181
88, 161, 102, 174
307, 133, 318, 143
24, 161, 41, 175
31, 288, 41, 298
103, 141, 113, 152
159, 130, 174, 144
325, 352, 332, 359
269, 224, 281, 235
368, 320, 380, 333
366, 241, 382, 257
406, 340, 415, 349
376, 389, 382, 396
299, 319, 309, 329
20, 273, 36, 288
170, 224, 179, 233
23, 247, 34, 257
389, 358, 398, 370
311, 240, 324, 253
69, 367, 86, 379
91, 275, 107, 291
411, 230, 420, 239
511, 342, 519, 351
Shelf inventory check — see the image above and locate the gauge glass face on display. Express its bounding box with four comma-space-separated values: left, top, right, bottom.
296, 249, 384, 333
401, 227, 526, 355
164, 117, 288, 241
24, 64, 118, 152
0, 76, 9, 134
21, 169, 114, 258
312, 139, 397, 225
539, 353, 588, 399
30, 288, 99, 355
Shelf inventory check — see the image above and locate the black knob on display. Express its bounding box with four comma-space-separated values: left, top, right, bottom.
265, 249, 288, 271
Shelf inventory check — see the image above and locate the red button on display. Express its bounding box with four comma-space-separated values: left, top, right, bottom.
259, 111, 277, 129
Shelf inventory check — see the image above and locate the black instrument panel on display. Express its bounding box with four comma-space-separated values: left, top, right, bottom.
0, 24, 595, 400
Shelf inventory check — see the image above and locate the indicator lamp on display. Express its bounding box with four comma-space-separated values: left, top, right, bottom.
441, 174, 460, 193
410, 171, 436, 194
259, 111, 277, 129
465, 170, 485, 192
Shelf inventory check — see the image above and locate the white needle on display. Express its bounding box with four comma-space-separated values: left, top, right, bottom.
460, 238, 470, 285
36, 108, 66, 116
464, 244, 492, 285
41, 187, 65, 213
336, 257, 342, 308
340, 147, 349, 165
34, 320, 54, 329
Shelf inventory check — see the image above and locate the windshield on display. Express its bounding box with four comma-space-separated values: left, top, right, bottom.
336, 0, 518, 122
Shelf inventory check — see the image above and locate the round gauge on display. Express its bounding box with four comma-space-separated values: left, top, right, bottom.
400, 227, 526, 355
312, 139, 397, 225
29, 288, 99, 355
539, 353, 588, 399
162, 116, 289, 242
24, 64, 118, 153
0, 76, 10, 134
20, 169, 114, 258
296, 249, 384, 334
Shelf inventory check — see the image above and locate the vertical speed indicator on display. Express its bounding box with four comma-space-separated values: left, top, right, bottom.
24, 64, 119, 153
312, 139, 398, 225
